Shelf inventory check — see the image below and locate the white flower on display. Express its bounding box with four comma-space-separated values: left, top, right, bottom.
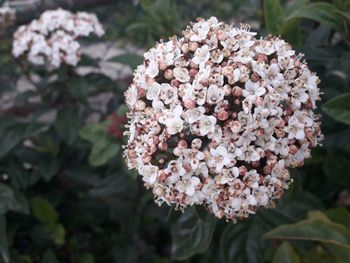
146, 83, 161, 100
198, 115, 216, 136
178, 177, 201, 196
285, 116, 305, 140
125, 85, 138, 108
140, 165, 159, 185
173, 67, 190, 82
184, 106, 205, 124
273, 138, 289, 157
12, 8, 104, 68
290, 88, 309, 109
241, 146, 260, 162
192, 44, 210, 65
159, 105, 184, 135
165, 159, 187, 180
159, 84, 178, 104
206, 84, 225, 104
166, 117, 184, 135
243, 80, 266, 99
208, 145, 233, 172
145, 60, 159, 77
182, 149, 205, 169
190, 21, 210, 42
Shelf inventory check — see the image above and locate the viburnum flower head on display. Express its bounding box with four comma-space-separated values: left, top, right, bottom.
12, 8, 104, 68
124, 17, 323, 222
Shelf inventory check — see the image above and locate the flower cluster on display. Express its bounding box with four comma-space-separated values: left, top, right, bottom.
0, 6, 15, 32
12, 8, 104, 68
124, 17, 323, 222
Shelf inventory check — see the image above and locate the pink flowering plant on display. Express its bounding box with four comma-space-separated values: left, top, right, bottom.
124, 17, 323, 222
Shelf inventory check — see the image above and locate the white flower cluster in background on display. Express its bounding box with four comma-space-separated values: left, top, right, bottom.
12, 8, 104, 68
124, 17, 323, 222
0, 6, 15, 32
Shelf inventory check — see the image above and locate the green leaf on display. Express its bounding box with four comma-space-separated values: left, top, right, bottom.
79, 122, 121, 166
279, 19, 301, 46
171, 208, 216, 260
31, 197, 58, 224
273, 242, 301, 263
285, 3, 344, 31
325, 208, 350, 228
38, 157, 61, 182
108, 53, 143, 70
323, 152, 350, 187
41, 250, 59, 263
264, 218, 350, 262
49, 224, 65, 245
322, 93, 350, 125
0, 118, 47, 158
78, 253, 95, 263
0, 183, 26, 214
220, 217, 267, 263
54, 106, 84, 145
264, 0, 285, 33
88, 139, 121, 167
0, 216, 9, 263
79, 122, 109, 143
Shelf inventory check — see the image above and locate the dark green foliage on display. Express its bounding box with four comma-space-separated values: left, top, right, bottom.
0, 0, 350, 262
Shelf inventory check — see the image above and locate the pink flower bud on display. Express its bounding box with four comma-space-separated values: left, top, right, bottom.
158, 60, 167, 71
181, 43, 189, 53
232, 86, 242, 97
178, 139, 188, 149
171, 79, 180, 87
184, 99, 196, 109
224, 84, 231, 96
138, 87, 146, 97
216, 29, 227, 41
218, 110, 229, 121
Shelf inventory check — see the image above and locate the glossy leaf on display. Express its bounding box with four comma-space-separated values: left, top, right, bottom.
88, 139, 121, 167
79, 122, 121, 166
171, 208, 216, 260
0, 183, 26, 214
322, 93, 350, 125
272, 242, 301, 263
31, 197, 58, 224
49, 224, 65, 245
285, 3, 344, 31
325, 208, 350, 228
41, 250, 59, 263
54, 106, 84, 145
220, 219, 266, 263
264, 0, 285, 33
264, 218, 350, 262
0, 118, 47, 158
